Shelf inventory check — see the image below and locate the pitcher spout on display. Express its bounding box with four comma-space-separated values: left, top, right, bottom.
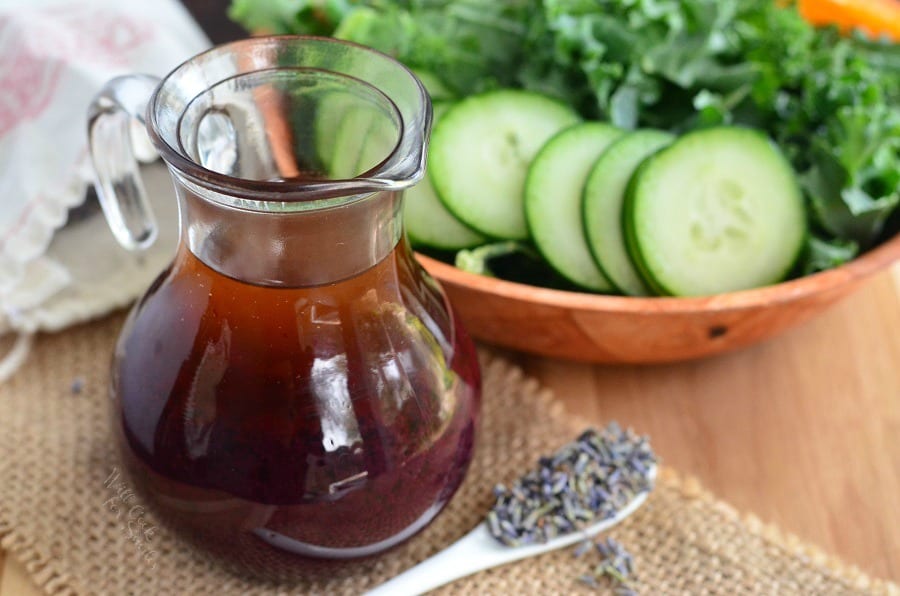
148, 35, 432, 207
89, 35, 433, 252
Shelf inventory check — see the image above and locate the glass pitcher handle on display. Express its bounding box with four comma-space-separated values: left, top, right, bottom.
87, 75, 161, 251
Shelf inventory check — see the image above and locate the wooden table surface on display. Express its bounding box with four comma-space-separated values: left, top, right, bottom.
2, 266, 898, 593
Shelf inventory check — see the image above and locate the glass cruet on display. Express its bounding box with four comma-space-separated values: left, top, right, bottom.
86, 36, 481, 570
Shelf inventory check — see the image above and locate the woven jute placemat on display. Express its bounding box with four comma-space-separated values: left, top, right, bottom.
0, 314, 896, 595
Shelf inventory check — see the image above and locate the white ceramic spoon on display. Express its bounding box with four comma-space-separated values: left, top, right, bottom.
366, 465, 656, 596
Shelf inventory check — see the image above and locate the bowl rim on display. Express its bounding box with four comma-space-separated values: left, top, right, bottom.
416, 232, 900, 314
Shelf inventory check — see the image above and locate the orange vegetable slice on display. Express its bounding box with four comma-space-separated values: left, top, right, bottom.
798, 0, 900, 41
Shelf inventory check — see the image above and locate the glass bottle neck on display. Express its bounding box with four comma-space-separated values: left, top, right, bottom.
173, 175, 403, 288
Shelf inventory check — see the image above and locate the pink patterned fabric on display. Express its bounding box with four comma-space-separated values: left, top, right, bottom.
0, 0, 208, 337
0, 7, 153, 137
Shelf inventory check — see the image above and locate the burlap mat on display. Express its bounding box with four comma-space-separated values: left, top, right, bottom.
0, 314, 896, 595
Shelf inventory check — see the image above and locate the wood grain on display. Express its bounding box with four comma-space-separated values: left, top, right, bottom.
1, 267, 897, 593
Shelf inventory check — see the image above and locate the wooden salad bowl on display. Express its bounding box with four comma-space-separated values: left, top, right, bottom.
416, 232, 900, 364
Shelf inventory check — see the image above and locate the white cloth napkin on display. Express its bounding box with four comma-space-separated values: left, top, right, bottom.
0, 0, 210, 358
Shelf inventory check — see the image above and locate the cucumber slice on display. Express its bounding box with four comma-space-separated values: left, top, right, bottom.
323, 84, 401, 179
624, 127, 807, 296
583, 130, 675, 296
524, 123, 624, 291
315, 93, 356, 172
405, 103, 486, 250
430, 90, 580, 240
329, 105, 399, 179
328, 107, 377, 179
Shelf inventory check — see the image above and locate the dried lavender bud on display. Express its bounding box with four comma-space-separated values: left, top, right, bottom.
70, 377, 84, 395
578, 536, 637, 594
487, 422, 656, 547
573, 539, 592, 558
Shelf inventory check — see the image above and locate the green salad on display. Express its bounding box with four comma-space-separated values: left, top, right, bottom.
230, 0, 900, 295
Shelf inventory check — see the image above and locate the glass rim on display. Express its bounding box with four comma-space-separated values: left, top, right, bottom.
145, 35, 431, 204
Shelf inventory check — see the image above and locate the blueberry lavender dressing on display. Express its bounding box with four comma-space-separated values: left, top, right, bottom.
88, 36, 482, 574
111, 238, 480, 566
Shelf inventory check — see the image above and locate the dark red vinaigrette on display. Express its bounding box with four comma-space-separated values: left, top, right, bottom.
111, 237, 480, 572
